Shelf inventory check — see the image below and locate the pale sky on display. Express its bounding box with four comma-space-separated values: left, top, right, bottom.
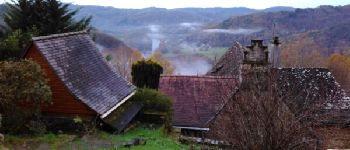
1, 0, 349, 9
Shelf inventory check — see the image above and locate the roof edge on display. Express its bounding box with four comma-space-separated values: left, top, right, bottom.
100, 90, 136, 119
160, 75, 236, 79
173, 126, 210, 131
32, 30, 88, 41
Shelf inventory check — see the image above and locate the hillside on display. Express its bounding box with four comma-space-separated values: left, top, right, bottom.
186, 5, 350, 54
282, 22, 350, 56
0, 4, 294, 53
70, 5, 294, 27
218, 5, 350, 33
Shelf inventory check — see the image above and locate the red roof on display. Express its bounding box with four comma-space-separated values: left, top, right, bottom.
159, 75, 237, 128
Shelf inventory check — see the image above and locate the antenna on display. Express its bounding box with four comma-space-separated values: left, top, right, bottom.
272, 22, 276, 39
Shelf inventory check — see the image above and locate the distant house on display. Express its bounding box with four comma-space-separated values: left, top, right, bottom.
207, 39, 350, 147
159, 75, 237, 137
23, 31, 138, 130
160, 38, 350, 147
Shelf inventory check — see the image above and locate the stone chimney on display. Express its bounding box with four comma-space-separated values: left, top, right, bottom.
269, 36, 281, 68
243, 39, 269, 67
240, 39, 269, 90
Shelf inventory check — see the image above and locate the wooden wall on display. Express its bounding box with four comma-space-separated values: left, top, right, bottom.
25, 45, 96, 117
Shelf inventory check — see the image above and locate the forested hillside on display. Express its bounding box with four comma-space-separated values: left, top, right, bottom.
187, 5, 350, 55
70, 5, 294, 27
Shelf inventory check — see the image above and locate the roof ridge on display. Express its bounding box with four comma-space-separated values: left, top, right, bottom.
32, 30, 88, 41
160, 75, 235, 79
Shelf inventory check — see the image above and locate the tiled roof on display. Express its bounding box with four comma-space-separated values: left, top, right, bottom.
159, 75, 237, 128
277, 68, 347, 109
206, 42, 243, 78
208, 40, 350, 124
31, 31, 136, 117
103, 102, 142, 133
276, 68, 350, 116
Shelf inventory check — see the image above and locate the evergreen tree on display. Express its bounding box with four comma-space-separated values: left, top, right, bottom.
131, 60, 163, 89
4, 0, 91, 36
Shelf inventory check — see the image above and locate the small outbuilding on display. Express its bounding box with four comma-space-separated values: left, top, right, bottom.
23, 31, 137, 123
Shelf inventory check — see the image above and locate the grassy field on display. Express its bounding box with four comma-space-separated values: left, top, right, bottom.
196, 47, 228, 61
2, 125, 199, 150
162, 47, 228, 62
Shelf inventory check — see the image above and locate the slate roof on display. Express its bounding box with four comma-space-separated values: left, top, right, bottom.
208, 41, 350, 124
30, 31, 136, 117
103, 102, 142, 133
206, 42, 243, 78
276, 68, 350, 124
159, 75, 237, 128
277, 68, 350, 111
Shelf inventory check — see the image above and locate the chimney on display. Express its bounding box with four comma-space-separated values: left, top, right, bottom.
243, 39, 268, 67
269, 36, 281, 68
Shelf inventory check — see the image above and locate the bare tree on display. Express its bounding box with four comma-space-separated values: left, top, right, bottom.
104, 49, 143, 81
207, 67, 344, 149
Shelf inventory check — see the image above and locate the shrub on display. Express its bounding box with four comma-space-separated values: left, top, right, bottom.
131, 60, 163, 89
131, 88, 173, 132
0, 60, 52, 134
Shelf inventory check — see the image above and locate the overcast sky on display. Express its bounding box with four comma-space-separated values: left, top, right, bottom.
1, 0, 349, 9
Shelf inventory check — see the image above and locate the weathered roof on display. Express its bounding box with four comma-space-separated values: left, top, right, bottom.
31, 31, 136, 117
206, 42, 243, 78
103, 102, 142, 133
277, 68, 349, 109
209, 41, 350, 110
208, 40, 350, 124
276, 68, 350, 123
159, 75, 237, 128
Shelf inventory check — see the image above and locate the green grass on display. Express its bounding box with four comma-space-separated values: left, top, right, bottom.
2, 125, 199, 150
4, 133, 77, 149
196, 47, 228, 61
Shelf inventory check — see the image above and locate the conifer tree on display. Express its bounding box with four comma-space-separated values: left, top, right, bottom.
4, 0, 91, 36
131, 59, 163, 89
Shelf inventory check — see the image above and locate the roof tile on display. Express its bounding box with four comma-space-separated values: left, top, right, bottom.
32, 31, 136, 116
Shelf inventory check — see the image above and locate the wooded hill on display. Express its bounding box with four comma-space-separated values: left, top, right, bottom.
188, 5, 350, 55
70, 5, 294, 27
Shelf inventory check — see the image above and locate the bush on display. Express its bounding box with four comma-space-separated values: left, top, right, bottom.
131, 88, 173, 132
131, 60, 163, 89
0, 60, 52, 134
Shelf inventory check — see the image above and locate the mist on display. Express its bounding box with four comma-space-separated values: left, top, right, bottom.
203, 28, 262, 34
179, 22, 202, 30
170, 58, 212, 75
147, 25, 164, 56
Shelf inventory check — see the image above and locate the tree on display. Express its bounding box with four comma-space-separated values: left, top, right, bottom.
104, 49, 143, 81
327, 53, 350, 93
0, 30, 22, 60
207, 68, 338, 149
131, 59, 163, 89
149, 50, 175, 74
0, 60, 52, 134
281, 35, 326, 68
4, 0, 91, 36
0, 0, 91, 60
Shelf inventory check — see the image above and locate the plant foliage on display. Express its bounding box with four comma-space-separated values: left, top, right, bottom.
131, 59, 163, 89
0, 59, 52, 134
4, 0, 91, 36
131, 88, 173, 132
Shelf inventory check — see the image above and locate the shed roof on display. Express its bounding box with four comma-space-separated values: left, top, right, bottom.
159, 75, 237, 128
29, 31, 136, 118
